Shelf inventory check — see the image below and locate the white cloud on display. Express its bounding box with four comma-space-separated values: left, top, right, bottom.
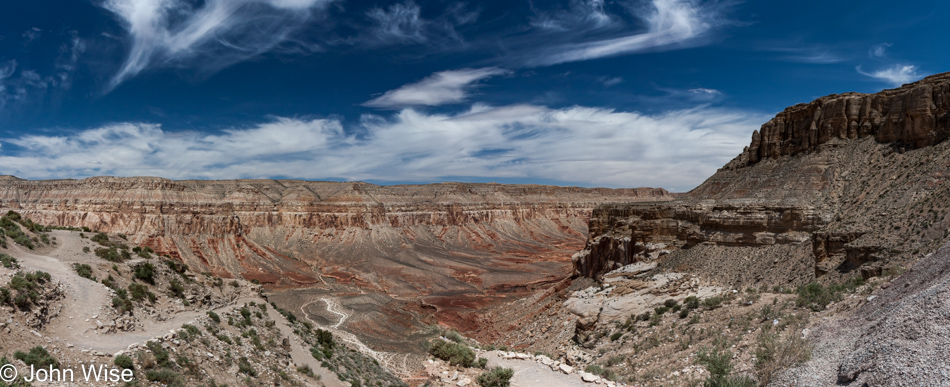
857, 64, 921, 86
531, 0, 616, 31
0, 104, 766, 191
357, 1, 477, 47
527, 0, 714, 66
601, 76, 623, 87
100, 0, 334, 89
363, 67, 509, 109
870, 43, 892, 58
22, 28, 42, 45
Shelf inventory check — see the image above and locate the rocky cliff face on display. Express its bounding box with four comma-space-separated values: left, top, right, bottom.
730, 72, 950, 168
0, 176, 671, 295
576, 72, 950, 287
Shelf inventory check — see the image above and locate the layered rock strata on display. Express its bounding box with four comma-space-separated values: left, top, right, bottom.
0, 177, 671, 295
576, 72, 950, 286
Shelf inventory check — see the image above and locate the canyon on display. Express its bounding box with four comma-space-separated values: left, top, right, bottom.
6, 73, 950, 385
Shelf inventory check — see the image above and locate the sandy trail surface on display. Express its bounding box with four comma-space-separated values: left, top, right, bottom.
8, 230, 344, 385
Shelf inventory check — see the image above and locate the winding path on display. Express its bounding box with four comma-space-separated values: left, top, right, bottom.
299, 297, 418, 379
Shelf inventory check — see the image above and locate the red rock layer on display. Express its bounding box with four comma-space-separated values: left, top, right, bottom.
0, 176, 672, 295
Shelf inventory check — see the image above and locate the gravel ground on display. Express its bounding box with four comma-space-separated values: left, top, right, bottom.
774, 241, 950, 386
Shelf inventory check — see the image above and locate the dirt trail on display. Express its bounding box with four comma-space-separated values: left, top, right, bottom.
299, 298, 418, 379
6, 231, 343, 386
481, 352, 603, 387
264, 305, 347, 387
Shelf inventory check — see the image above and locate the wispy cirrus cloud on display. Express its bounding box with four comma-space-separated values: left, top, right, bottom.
100, 0, 335, 89
523, 0, 719, 66
530, 0, 616, 31
869, 42, 892, 58
0, 103, 766, 191
363, 67, 509, 109
857, 64, 921, 86
362, 1, 478, 46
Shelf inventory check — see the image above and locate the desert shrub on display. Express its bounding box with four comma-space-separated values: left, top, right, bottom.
445, 330, 464, 343
101, 275, 119, 291
654, 306, 670, 315
796, 283, 838, 312
95, 247, 128, 262
91, 232, 111, 246
703, 296, 723, 310
13, 235, 33, 249
0, 253, 18, 269
14, 346, 59, 368
610, 332, 623, 341
168, 279, 185, 298
113, 296, 133, 315
476, 367, 513, 387
637, 311, 651, 322
207, 311, 221, 324
73, 263, 96, 281
297, 365, 315, 377
128, 283, 156, 303
164, 259, 188, 275
754, 330, 810, 385
696, 347, 753, 387
82, 246, 90, 253
146, 341, 171, 367
133, 262, 155, 284
145, 369, 184, 387
679, 308, 691, 319
664, 299, 679, 308
429, 340, 476, 367
477, 357, 488, 369
114, 354, 135, 370
237, 356, 257, 376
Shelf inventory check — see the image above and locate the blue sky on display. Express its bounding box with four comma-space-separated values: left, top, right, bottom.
0, 0, 947, 191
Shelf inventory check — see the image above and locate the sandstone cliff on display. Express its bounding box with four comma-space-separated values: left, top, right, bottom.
576, 72, 950, 287
0, 177, 671, 295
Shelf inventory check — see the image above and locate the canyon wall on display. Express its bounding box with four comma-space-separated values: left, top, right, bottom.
0, 177, 672, 295
576, 72, 950, 286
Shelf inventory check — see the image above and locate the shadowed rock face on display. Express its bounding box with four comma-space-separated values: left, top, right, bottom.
0, 176, 672, 296
575, 72, 950, 286
731, 72, 950, 167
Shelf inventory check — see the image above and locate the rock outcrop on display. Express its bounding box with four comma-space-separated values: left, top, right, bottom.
0, 177, 672, 295
731, 72, 950, 167
575, 72, 950, 287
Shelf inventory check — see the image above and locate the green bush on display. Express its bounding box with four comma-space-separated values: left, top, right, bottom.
429, 340, 476, 367
128, 283, 156, 303
168, 279, 185, 298
237, 356, 257, 376
696, 347, 753, 387
114, 354, 135, 370
796, 283, 837, 312
703, 296, 723, 310
73, 263, 96, 281
0, 253, 18, 269
14, 346, 59, 368
207, 311, 221, 324
145, 368, 183, 387
477, 357, 488, 369
476, 367, 513, 387
445, 330, 464, 343
147, 341, 171, 367
134, 262, 155, 284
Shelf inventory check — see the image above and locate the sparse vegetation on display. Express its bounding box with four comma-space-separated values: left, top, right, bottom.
476, 367, 513, 387
429, 339, 476, 367
14, 346, 59, 368
73, 263, 96, 281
